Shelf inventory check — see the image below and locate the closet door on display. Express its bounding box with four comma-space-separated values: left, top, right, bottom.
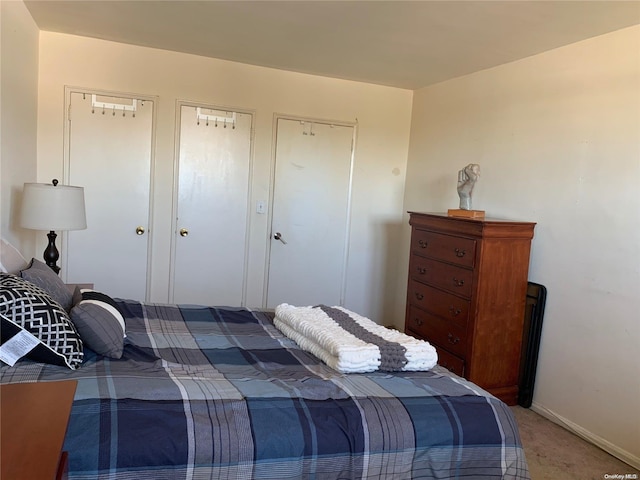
66, 91, 154, 301
171, 105, 252, 306
267, 118, 355, 308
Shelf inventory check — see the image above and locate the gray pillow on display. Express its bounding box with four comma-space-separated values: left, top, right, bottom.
20, 258, 73, 312
70, 290, 125, 359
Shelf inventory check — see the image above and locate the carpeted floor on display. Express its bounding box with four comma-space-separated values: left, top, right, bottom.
511, 406, 639, 480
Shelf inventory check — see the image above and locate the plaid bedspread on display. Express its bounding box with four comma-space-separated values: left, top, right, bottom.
0, 300, 530, 479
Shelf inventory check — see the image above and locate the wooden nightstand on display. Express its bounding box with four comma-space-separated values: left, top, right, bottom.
65, 283, 95, 293
0, 380, 77, 480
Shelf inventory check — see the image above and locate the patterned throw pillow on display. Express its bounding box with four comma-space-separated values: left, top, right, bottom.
70, 289, 126, 359
20, 258, 73, 312
0, 273, 83, 369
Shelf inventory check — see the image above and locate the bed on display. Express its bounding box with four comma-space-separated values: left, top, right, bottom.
1, 268, 530, 479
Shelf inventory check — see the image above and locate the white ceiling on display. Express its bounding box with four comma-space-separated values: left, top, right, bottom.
24, 0, 640, 90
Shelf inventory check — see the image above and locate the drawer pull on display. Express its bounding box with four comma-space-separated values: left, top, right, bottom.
414, 292, 424, 300
416, 266, 427, 275
453, 278, 465, 287
413, 317, 424, 326
418, 239, 428, 248
447, 333, 460, 345
449, 306, 462, 317
454, 248, 466, 257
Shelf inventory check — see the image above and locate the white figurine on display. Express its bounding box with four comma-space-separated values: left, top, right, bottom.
457, 164, 480, 210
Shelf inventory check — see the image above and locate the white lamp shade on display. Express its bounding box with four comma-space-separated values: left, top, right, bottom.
20, 182, 87, 231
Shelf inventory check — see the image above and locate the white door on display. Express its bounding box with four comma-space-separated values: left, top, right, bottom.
267, 118, 354, 308
171, 105, 252, 305
65, 91, 153, 300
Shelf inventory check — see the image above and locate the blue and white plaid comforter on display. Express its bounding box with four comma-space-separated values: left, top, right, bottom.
0, 300, 530, 479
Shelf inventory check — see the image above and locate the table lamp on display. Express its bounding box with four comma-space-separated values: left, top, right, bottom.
20, 179, 87, 274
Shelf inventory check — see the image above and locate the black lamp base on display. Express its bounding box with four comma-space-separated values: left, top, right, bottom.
44, 230, 61, 274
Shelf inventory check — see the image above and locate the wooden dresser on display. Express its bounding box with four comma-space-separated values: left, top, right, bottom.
404, 212, 535, 405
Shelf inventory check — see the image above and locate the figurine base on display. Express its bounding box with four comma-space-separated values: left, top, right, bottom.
447, 209, 485, 219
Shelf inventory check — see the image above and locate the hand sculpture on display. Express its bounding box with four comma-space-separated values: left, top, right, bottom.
457, 164, 480, 210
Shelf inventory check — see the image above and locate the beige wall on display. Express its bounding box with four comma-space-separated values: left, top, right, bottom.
36, 31, 413, 320
402, 25, 640, 466
0, 0, 38, 253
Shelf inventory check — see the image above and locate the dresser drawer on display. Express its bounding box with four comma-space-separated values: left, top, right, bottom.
411, 230, 476, 268
434, 345, 465, 377
406, 304, 467, 358
410, 255, 473, 297
407, 280, 470, 325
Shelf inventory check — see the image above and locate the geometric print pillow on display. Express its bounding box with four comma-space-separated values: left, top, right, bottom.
0, 273, 83, 369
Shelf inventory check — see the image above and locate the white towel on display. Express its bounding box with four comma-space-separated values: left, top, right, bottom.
274, 318, 379, 373
274, 304, 437, 373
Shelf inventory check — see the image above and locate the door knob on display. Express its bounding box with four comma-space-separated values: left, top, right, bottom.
273, 232, 287, 244
179, 228, 189, 237
136, 226, 145, 235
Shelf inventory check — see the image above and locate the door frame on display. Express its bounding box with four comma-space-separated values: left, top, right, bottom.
168, 100, 256, 305
263, 113, 358, 307
62, 86, 158, 301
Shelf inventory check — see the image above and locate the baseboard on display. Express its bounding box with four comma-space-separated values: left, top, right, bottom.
530, 401, 640, 470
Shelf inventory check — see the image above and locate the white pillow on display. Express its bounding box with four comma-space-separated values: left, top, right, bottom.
0, 238, 29, 274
